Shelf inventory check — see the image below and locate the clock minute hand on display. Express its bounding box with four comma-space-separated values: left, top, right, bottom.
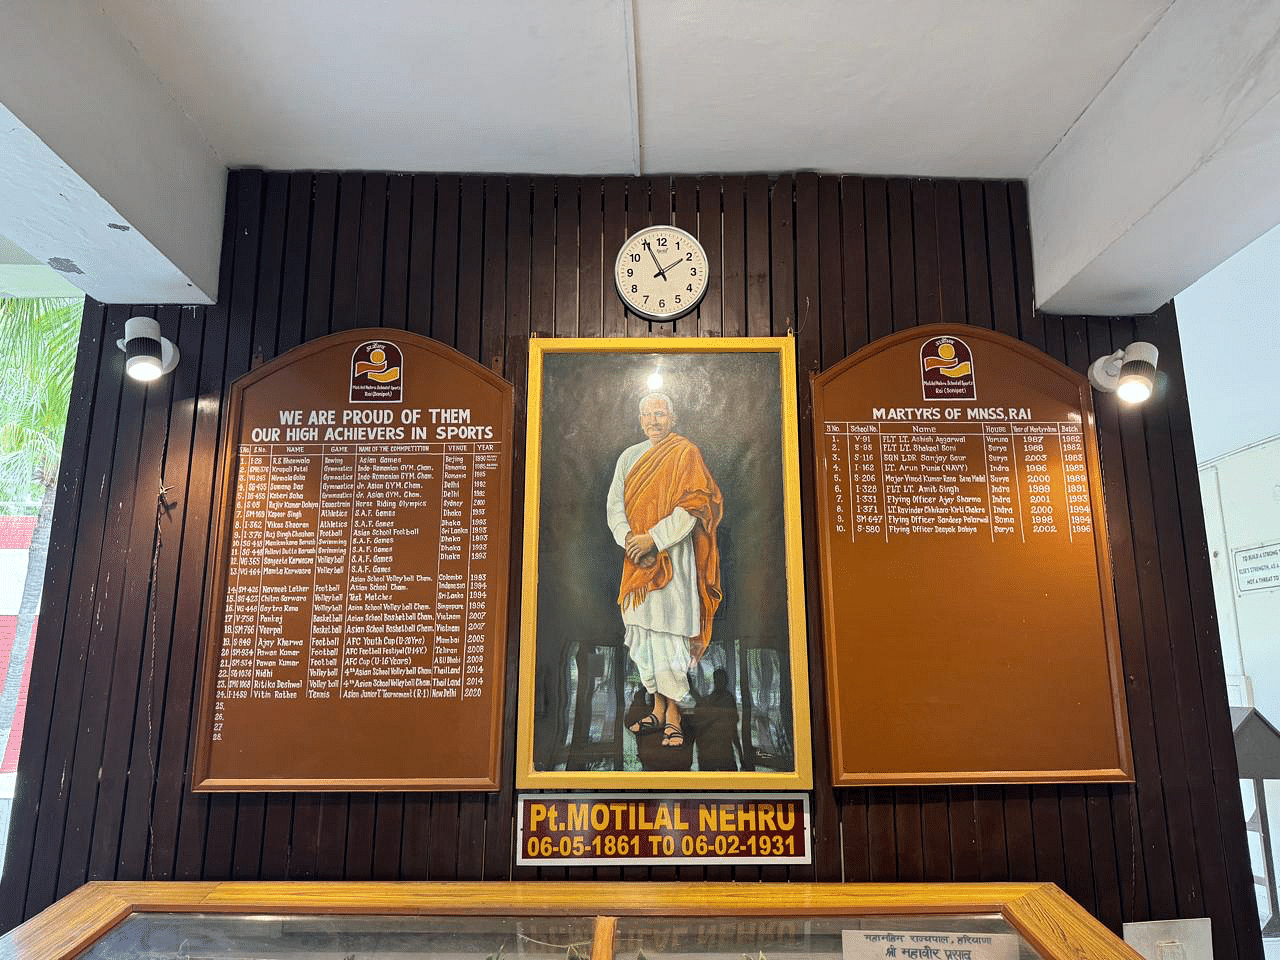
644, 241, 668, 279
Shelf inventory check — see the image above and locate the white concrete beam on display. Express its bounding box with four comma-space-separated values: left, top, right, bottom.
1030, 0, 1280, 316
0, 0, 225, 304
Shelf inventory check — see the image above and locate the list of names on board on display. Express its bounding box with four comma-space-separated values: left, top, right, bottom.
195, 331, 513, 791
220, 436, 497, 707
811, 326, 1130, 786
823, 419, 1092, 544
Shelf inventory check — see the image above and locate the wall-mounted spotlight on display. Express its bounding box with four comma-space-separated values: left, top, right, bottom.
116, 316, 179, 382
1088, 341, 1158, 404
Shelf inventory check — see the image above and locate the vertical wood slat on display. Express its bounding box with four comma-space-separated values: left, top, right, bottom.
2, 170, 1261, 960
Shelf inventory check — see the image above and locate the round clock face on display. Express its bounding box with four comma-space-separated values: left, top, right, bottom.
614, 225, 708, 321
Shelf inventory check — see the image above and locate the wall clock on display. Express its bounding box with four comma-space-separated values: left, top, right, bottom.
614, 225, 708, 321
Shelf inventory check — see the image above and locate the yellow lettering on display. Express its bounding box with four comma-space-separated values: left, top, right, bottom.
719, 803, 736, 831
590, 803, 609, 831
674, 803, 690, 830
758, 803, 777, 831
653, 805, 673, 830
529, 803, 547, 831
567, 803, 588, 832
776, 804, 795, 831
610, 802, 628, 829
737, 804, 756, 831
699, 804, 718, 831
637, 804, 654, 830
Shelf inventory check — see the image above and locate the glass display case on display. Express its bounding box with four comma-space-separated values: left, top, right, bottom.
1, 882, 1142, 960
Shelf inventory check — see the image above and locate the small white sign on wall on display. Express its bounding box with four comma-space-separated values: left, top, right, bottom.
1234, 541, 1280, 593
842, 930, 1018, 960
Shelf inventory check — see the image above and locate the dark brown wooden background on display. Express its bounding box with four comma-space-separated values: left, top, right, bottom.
0, 170, 1260, 960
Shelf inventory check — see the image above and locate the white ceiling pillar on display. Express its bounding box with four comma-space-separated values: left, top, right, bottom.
1031, 0, 1280, 316
0, 0, 225, 304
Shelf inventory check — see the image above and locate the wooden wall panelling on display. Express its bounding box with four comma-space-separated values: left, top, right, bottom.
553, 178, 579, 341
113, 303, 204, 882
227, 173, 290, 882
1084, 316, 1166, 922
451, 175, 491, 882
500, 174, 533, 884
85, 301, 185, 884
0, 171, 1261, 960
163, 263, 236, 886
382, 174, 413, 335
1153, 307, 1261, 957
790, 172, 820, 883
600, 178, 628, 340
839, 176, 869, 355
1114, 315, 1207, 918
0, 301, 105, 929
47, 300, 146, 897
205, 171, 268, 883
802, 173, 841, 884
744, 175, 771, 338
577, 177, 604, 341
983, 183, 1018, 340
719, 176, 745, 339
470, 175, 512, 882
526, 175, 562, 881
695, 177, 723, 338
1057, 319, 1105, 920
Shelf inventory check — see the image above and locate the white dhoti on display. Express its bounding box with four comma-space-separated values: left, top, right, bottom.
608, 439, 702, 703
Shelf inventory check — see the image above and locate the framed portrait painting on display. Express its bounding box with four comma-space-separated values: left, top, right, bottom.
516, 336, 812, 789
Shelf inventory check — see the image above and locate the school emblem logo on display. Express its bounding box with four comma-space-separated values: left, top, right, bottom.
920, 335, 976, 401
350, 341, 403, 403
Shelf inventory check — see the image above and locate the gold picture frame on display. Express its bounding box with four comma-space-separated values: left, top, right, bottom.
516, 336, 811, 789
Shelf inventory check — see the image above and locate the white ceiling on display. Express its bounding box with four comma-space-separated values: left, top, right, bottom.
100, 0, 1170, 178
6, 0, 1280, 312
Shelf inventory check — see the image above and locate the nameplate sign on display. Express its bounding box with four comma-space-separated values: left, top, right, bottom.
516, 793, 810, 866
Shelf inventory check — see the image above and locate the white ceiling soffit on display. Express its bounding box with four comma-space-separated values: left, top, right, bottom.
102, 0, 1168, 179
100, 0, 639, 173
634, 0, 1170, 178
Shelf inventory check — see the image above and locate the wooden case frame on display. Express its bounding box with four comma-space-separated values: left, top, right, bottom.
517, 336, 812, 789
5, 881, 1144, 960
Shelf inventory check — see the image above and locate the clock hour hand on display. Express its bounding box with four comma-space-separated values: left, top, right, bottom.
661, 257, 685, 275
644, 240, 668, 279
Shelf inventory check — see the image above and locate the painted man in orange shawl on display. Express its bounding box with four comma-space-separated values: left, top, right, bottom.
606, 393, 722, 748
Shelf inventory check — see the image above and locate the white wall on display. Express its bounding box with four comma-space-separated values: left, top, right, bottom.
1201, 436, 1280, 721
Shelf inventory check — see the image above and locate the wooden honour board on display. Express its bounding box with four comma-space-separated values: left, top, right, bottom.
812, 325, 1132, 785
193, 329, 514, 791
